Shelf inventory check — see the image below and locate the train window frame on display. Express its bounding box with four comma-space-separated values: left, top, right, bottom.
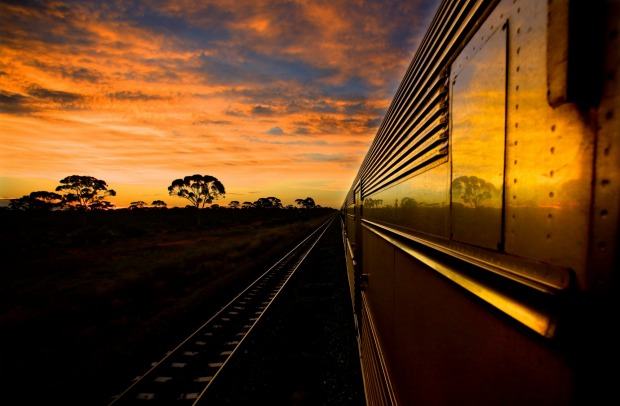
449, 20, 508, 251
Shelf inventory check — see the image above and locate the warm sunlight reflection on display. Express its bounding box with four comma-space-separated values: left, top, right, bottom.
450, 24, 507, 249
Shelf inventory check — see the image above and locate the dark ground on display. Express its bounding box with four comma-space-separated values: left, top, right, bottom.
1, 208, 365, 405
199, 219, 366, 405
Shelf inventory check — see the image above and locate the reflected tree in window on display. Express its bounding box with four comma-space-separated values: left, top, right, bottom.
401, 197, 418, 207
452, 176, 497, 208
364, 198, 383, 208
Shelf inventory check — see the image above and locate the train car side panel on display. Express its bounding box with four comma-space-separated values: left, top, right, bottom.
362, 226, 396, 365
390, 233, 573, 406
343, 0, 618, 404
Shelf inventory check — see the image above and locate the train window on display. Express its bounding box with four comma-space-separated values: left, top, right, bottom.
363, 165, 450, 238
450, 24, 507, 250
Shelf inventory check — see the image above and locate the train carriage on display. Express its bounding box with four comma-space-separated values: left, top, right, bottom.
342, 0, 618, 404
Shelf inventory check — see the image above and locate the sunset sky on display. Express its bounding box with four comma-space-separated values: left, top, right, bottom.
1, 0, 440, 209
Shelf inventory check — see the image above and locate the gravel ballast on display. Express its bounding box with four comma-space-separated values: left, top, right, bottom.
200, 219, 366, 405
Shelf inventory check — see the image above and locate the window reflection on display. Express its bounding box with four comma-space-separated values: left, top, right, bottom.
364, 164, 450, 238
450, 25, 507, 250
452, 176, 498, 208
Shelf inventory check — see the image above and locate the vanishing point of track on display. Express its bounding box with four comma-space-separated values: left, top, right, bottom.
108, 216, 334, 405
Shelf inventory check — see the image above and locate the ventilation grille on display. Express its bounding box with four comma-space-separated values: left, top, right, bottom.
350, 0, 499, 198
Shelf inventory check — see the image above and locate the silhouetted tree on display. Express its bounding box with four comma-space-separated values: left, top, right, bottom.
242, 201, 254, 209
168, 174, 225, 225
129, 200, 147, 210
8, 197, 28, 211
295, 197, 316, 209
55, 175, 116, 210
151, 200, 167, 208
90, 201, 115, 210
254, 197, 282, 209
452, 176, 496, 208
9, 191, 64, 211
228, 201, 240, 209
168, 174, 225, 209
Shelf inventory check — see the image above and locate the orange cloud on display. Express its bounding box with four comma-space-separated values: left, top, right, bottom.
0, 0, 441, 208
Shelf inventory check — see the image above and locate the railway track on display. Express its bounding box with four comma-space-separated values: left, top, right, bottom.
108, 216, 334, 405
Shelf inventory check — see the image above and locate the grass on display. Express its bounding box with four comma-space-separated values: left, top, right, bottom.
0, 207, 335, 405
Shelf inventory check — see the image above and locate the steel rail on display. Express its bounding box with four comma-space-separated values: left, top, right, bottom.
108, 216, 334, 405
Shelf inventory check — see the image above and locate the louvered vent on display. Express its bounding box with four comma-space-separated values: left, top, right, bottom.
361, 71, 450, 197
349, 0, 495, 198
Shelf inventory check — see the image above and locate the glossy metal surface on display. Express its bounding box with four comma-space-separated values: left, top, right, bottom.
356, 0, 482, 196
364, 221, 557, 337
450, 22, 506, 250
342, 0, 618, 404
501, 0, 595, 289
588, 0, 620, 293
363, 163, 450, 238
346, 0, 609, 325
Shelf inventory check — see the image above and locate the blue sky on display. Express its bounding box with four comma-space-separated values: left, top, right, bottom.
0, 0, 441, 208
